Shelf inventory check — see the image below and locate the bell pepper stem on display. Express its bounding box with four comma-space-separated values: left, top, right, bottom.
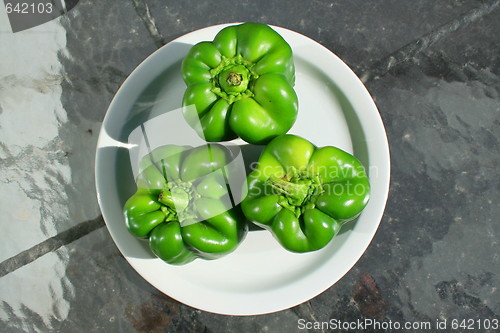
160, 206, 177, 222
268, 175, 310, 206
170, 187, 190, 212
210, 54, 258, 104
159, 187, 190, 212
158, 190, 175, 207
158, 184, 201, 223
226, 72, 242, 86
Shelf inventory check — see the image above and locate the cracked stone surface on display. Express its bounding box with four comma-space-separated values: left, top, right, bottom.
0, 0, 499, 332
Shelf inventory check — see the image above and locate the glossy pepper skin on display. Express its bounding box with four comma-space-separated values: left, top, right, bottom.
181, 22, 298, 144
241, 134, 370, 253
124, 144, 247, 265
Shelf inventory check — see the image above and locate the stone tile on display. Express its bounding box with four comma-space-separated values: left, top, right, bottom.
1, 0, 499, 331
0, 9, 73, 262
0, 227, 301, 332
0, 0, 156, 262
298, 6, 500, 324
0, 244, 73, 332
1, 228, 146, 332
196, 309, 302, 333
369, 8, 500, 322
59, 0, 158, 124
144, 0, 482, 75
56, 0, 158, 233
420, 3, 500, 81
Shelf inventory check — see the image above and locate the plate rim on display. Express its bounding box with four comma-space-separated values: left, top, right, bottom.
95, 22, 391, 316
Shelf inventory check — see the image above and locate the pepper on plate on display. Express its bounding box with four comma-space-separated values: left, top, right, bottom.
241, 134, 370, 253
123, 144, 247, 265
181, 22, 298, 144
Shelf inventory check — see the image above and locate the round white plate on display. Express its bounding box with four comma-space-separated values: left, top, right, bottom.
95, 23, 390, 315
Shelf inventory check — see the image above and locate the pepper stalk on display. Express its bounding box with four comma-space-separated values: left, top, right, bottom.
267, 168, 324, 216
158, 181, 200, 222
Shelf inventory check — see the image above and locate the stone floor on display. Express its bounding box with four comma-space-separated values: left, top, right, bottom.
0, 0, 499, 332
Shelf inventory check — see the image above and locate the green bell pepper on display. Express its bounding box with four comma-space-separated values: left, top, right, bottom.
181, 22, 298, 144
241, 134, 370, 253
124, 144, 247, 265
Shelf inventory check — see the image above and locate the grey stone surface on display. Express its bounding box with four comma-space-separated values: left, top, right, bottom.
0, 0, 499, 332
144, 0, 484, 75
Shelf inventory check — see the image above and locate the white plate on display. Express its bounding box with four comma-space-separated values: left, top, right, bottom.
95, 23, 390, 315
